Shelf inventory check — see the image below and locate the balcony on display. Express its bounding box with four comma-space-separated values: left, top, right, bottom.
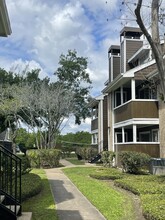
91, 118, 98, 131
114, 100, 158, 123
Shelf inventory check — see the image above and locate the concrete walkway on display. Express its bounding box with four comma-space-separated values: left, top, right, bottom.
45, 160, 106, 220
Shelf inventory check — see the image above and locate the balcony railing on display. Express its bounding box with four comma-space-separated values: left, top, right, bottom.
0, 145, 22, 219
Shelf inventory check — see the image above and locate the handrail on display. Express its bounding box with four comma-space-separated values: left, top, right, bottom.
0, 145, 22, 217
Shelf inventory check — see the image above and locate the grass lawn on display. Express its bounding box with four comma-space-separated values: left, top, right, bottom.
63, 167, 136, 220
65, 157, 85, 165
22, 169, 59, 220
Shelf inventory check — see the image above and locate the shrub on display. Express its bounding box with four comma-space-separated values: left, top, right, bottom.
27, 150, 40, 168
27, 149, 62, 168
119, 151, 151, 174
90, 167, 124, 180
21, 172, 42, 201
75, 147, 98, 160
18, 155, 32, 174
101, 151, 115, 167
114, 175, 165, 195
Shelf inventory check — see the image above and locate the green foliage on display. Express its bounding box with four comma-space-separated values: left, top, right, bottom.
119, 151, 151, 174
55, 50, 92, 124
27, 149, 62, 168
90, 167, 124, 180
141, 193, 165, 220
75, 147, 98, 160
16, 128, 36, 149
21, 172, 42, 201
18, 155, 31, 174
60, 131, 91, 144
115, 175, 165, 195
61, 146, 76, 158
101, 151, 116, 167
114, 174, 165, 219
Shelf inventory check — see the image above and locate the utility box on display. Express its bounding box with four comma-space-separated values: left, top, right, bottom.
149, 158, 165, 175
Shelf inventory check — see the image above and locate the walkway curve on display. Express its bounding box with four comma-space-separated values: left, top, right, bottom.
45, 159, 106, 220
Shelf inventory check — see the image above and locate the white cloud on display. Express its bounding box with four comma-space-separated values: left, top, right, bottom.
2, 0, 121, 134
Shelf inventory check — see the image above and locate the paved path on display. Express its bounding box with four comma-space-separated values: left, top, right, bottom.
45, 160, 106, 220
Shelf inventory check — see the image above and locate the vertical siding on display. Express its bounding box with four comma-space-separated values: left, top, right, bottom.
113, 56, 120, 80
126, 40, 143, 71
114, 101, 158, 123
120, 41, 124, 73
120, 39, 143, 73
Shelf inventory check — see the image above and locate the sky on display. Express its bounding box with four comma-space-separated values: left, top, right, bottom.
0, 0, 149, 134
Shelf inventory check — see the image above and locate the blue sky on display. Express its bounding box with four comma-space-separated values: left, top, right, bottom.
1, 0, 141, 134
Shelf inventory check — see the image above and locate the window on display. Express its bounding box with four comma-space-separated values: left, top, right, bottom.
92, 133, 98, 144
114, 91, 127, 107
115, 132, 128, 143
139, 131, 150, 142
92, 107, 98, 119
114, 91, 121, 107
152, 129, 159, 142
138, 86, 157, 99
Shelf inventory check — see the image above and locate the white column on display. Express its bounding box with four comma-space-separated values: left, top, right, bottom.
131, 79, 135, 100
121, 86, 123, 104
122, 127, 125, 143
133, 124, 137, 142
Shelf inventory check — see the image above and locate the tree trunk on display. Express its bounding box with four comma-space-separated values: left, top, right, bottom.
135, 0, 165, 99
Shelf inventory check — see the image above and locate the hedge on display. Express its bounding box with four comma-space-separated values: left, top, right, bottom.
27, 149, 62, 168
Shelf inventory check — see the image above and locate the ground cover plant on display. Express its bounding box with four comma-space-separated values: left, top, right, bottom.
89, 167, 125, 180
22, 169, 58, 220
115, 175, 165, 220
63, 167, 136, 220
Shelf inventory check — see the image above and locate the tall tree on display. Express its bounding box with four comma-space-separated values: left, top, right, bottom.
55, 50, 92, 124
134, 0, 165, 99
121, 0, 165, 99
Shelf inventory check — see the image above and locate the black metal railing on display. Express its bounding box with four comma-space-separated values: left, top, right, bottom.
0, 145, 22, 218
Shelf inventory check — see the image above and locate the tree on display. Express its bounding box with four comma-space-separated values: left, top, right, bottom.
134, 0, 165, 99
55, 50, 92, 124
0, 50, 92, 149
121, 0, 165, 99
60, 131, 91, 145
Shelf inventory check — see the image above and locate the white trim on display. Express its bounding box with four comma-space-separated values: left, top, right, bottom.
114, 118, 159, 128
133, 124, 137, 143
131, 79, 135, 100
115, 142, 160, 145
91, 129, 98, 134
114, 98, 158, 110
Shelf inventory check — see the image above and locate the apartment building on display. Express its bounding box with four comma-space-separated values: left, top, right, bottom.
89, 94, 108, 153
90, 26, 165, 163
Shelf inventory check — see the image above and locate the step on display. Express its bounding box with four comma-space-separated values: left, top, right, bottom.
17, 212, 32, 220
6, 205, 20, 214
0, 195, 5, 203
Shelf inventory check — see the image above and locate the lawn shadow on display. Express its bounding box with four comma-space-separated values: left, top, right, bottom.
48, 179, 74, 204
57, 210, 84, 220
